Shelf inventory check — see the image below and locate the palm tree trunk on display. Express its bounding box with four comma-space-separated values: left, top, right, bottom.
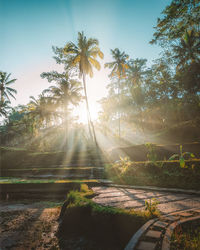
0, 85, 4, 103
118, 79, 121, 138
64, 105, 69, 150
82, 73, 98, 146
0, 86, 4, 115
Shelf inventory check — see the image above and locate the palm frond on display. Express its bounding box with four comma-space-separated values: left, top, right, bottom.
88, 57, 101, 70
7, 87, 17, 94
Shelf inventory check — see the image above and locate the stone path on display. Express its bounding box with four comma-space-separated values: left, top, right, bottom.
92, 186, 200, 214
125, 209, 200, 250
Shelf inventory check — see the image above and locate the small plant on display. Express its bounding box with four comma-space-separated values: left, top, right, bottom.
80, 183, 90, 193
169, 145, 195, 168
145, 198, 159, 215
119, 156, 131, 165
117, 156, 132, 173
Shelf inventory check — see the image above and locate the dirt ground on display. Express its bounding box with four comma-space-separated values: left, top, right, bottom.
0, 201, 105, 250
0, 201, 61, 250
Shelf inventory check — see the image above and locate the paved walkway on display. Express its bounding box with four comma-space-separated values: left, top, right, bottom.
92, 186, 200, 214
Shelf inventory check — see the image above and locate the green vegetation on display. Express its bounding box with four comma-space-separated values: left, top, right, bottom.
171, 224, 200, 250
104, 48, 129, 137
63, 31, 104, 144
145, 198, 160, 215
0, 72, 17, 117
105, 158, 200, 190
58, 184, 157, 249
0, 177, 98, 184
0, 146, 106, 169
0, 0, 199, 197
145, 143, 158, 163
0, 1, 200, 150
1, 1, 200, 245
169, 145, 195, 168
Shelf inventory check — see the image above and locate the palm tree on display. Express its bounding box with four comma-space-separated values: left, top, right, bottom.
105, 48, 129, 137
0, 72, 17, 103
63, 31, 104, 144
28, 94, 55, 130
173, 29, 200, 69
43, 74, 82, 130
0, 100, 11, 118
44, 76, 82, 114
45, 78, 82, 149
127, 59, 147, 86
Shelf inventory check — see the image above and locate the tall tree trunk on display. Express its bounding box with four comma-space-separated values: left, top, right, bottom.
82, 73, 98, 147
64, 105, 69, 150
118, 79, 121, 138
0, 85, 4, 103
0, 85, 4, 114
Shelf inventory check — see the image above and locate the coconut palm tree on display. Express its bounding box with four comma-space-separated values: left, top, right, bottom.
127, 58, 147, 86
0, 72, 17, 103
105, 48, 129, 137
0, 100, 11, 117
173, 29, 200, 69
44, 78, 82, 149
28, 94, 55, 130
44, 76, 82, 114
105, 48, 129, 79
43, 74, 82, 129
63, 31, 104, 144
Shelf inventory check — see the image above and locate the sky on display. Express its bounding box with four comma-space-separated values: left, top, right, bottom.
0, 0, 171, 121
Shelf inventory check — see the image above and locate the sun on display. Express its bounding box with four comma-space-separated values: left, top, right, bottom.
72, 65, 109, 124
74, 101, 100, 124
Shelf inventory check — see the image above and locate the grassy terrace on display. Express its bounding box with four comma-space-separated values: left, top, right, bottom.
2, 167, 102, 170
58, 184, 159, 249
0, 177, 99, 184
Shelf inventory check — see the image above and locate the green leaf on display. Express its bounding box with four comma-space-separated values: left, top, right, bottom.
169, 154, 179, 161
180, 145, 183, 155
182, 152, 195, 158
180, 156, 185, 168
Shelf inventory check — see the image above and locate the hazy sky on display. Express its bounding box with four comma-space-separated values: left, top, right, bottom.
0, 0, 171, 119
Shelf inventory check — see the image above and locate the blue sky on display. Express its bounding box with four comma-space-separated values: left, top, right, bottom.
0, 0, 171, 118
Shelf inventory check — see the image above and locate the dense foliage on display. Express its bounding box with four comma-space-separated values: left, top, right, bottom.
1, 0, 200, 149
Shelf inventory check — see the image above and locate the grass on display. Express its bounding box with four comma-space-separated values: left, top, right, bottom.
0, 146, 28, 151
0, 177, 99, 184
32, 200, 64, 208
3, 166, 100, 170
58, 184, 159, 250
171, 224, 200, 250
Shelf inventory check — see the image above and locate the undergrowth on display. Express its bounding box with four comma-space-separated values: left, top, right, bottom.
105, 158, 200, 190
